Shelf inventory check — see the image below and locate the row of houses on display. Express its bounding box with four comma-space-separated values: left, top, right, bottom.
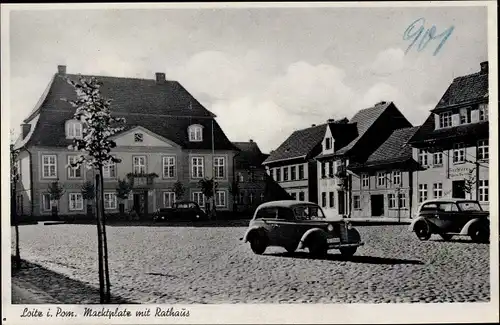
263, 61, 490, 220
12, 65, 288, 219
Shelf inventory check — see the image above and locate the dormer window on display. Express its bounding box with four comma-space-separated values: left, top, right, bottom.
459, 107, 471, 124
325, 137, 332, 150
66, 120, 83, 139
479, 103, 489, 121
438, 111, 452, 128
134, 133, 144, 143
188, 124, 203, 142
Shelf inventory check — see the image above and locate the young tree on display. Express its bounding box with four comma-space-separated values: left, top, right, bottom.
172, 181, 185, 202
47, 181, 64, 219
199, 177, 218, 218
81, 181, 96, 219
65, 75, 126, 303
463, 170, 476, 199
115, 178, 132, 216
10, 143, 21, 270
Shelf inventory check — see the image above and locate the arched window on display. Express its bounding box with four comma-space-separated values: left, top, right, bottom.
66, 120, 83, 139
188, 124, 203, 142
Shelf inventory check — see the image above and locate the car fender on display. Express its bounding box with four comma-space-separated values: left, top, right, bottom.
460, 218, 487, 235
298, 228, 327, 249
242, 227, 267, 243
408, 217, 428, 232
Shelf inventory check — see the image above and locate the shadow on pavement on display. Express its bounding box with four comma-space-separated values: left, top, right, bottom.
44, 220, 251, 228
432, 238, 490, 244
267, 251, 425, 265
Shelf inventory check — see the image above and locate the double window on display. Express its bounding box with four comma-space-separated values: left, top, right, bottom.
329, 192, 334, 208
418, 149, 428, 167
388, 194, 397, 209
188, 125, 203, 142
163, 156, 176, 178
66, 121, 82, 139
433, 151, 443, 166
361, 174, 369, 188
477, 140, 489, 161
192, 192, 205, 207
353, 195, 361, 210
459, 107, 471, 124
191, 157, 204, 178
479, 103, 488, 121
133, 156, 147, 174
453, 143, 465, 164
418, 184, 428, 203
67, 156, 82, 179
104, 193, 117, 210
298, 165, 304, 180
215, 191, 226, 207
214, 157, 225, 179
439, 112, 452, 128
433, 183, 443, 199
42, 155, 57, 179
377, 172, 386, 187
479, 180, 488, 202
290, 166, 296, 181
69, 193, 83, 211
163, 192, 176, 207
392, 171, 401, 186
103, 161, 116, 178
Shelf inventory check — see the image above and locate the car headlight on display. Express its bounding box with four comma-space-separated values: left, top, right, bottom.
345, 220, 353, 230
327, 224, 334, 232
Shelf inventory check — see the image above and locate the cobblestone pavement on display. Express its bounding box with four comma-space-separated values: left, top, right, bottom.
12, 224, 490, 303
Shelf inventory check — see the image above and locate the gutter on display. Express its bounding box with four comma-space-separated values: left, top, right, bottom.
262, 155, 306, 165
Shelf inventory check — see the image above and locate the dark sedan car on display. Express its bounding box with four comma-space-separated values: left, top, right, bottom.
153, 201, 208, 222
409, 199, 490, 243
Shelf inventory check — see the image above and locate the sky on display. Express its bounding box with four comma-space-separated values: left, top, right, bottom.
8, 4, 488, 153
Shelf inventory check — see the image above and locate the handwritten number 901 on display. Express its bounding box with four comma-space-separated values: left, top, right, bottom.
403, 18, 454, 56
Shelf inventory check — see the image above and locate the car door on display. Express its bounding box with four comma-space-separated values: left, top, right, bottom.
274, 208, 298, 245
257, 208, 281, 245
434, 202, 457, 232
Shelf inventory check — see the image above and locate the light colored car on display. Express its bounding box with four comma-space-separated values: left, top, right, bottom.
409, 198, 490, 243
242, 200, 364, 257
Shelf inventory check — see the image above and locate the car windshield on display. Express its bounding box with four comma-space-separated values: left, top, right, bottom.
457, 201, 483, 211
293, 205, 325, 220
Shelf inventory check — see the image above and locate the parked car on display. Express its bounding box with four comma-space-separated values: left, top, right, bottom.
153, 201, 208, 222
241, 200, 364, 257
409, 199, 490, 243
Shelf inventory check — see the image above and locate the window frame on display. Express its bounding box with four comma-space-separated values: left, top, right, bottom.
433, 183, 443, 199
215, 190, 227, 207
192, 192, 205, 207
66, 120, 83, 139
132, 155, 147, 174
479, 180, 489, 202
361, 174, 369, 188
392, 170, 401, 186
479, 103, 489, 121
68, 193, 84, 211
67, 155, 82, 179
418, 149, 428, 167
353, 195, 361, 210
161, 156, 176, 179
213, 156, 226, 179
290, 166, 296, 181
191, 157, 204, 179
459, 106, 472, 124
453, 143, 466, 164
377, 171, 386, 187
329, 192, 334, 208
188, 125, 203, 142
41, 193, 52, 212
418, 184, 428, 203
42, 154, 58, 179
433, 151, 443, 166
398, 193, 407, 209
321, 192, 327, 207
477, 139, 489, 161
298, 164, 304, 180
103, 161, 116, 179
283, 166, 289, 181
163, 191, 176, 208
439, 111, 452, 128
388, 193, 397, 209
103, 192, 117, 210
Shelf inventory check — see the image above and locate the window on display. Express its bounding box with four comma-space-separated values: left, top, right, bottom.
388, 193, 397, 209
67, 156, 82, 179
321, 162, 327, 178
439, 112, 452, 128
418, 184, 428, 203
66, 121, 82, 139
283, 167, 289, 181
248, 170, 255, 182
134, 133, 144, 142
477, 140, 489, 160
163, 192, 176, 207
191, 157, 204, 178
162, 156, 176, 178
103, 161, 116, 178
42, 155, 57, 178
392, 171, 401, 186
398, 193, 407, 209
188, 125, 203, 142
291, 192, 297, 200
249, 192, 254, 204
276, 168, 281, 182
193, 192, 205, 207
214, 157, 225, 179
269, 169, 274, 180
418, 149, 428, 167
238, 172, 244, 182
260, 193, 265, 202
377, 172, 385, 187
459, 107, 471, 124
479, 180, 488, 202
325, 137, 332, 150
215, 191, 226, 207
433, 183, 443, 198
453, 143, 465, 164
433, 151, 443, 166
353, 195, 361, 210
321, 192, 326, 207
290, 166, 296, 180
41, 194, 51, 212
69, 193, 83, 211
479, 103, 488, 121
329, 192, 334, 208
328, 161, 334, 177
298, 164, 304, 180
104, 193, 117, 210
361, 174, 369, 188
133, 156, 146, 174
298, 192, 305, 201
238, 191, 245, 204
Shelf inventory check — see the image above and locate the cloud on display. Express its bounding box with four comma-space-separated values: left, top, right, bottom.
369, 48, 406, 76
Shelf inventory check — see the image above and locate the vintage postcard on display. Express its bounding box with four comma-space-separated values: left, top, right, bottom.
1, 1, 498, 324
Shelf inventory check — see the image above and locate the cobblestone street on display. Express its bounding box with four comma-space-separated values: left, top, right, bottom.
12, 224, 490, 303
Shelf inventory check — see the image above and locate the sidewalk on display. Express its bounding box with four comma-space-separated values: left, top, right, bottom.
11, 278, 61, 304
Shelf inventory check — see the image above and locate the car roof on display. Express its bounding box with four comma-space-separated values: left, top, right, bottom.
256, 200, 319, 209
420, 198, 480, 205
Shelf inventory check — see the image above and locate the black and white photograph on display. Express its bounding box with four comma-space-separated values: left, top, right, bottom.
1, 1, 498, 324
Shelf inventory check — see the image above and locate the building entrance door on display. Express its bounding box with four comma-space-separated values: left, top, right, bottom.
338, 190, 345, 215
371, 194, 384, 217
133, 191, 148, 217
452, 180, 466, 199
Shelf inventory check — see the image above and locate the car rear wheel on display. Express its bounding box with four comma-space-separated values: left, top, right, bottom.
414, 221, 431, 241
439, 233, 453, 241
339, 246, 357, 258
249, 235, 267, 255
469, 223, 489, 243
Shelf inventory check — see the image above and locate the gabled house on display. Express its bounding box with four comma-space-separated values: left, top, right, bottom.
262, 123, 326, 203
408, 61, 490, 211
348, 126, 420, 220
320, 101, 413, 219
13, 65, 240, 219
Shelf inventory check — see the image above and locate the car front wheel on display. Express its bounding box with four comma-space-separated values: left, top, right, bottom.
339, 246, 357, 258
469, 223, 489, 243
414, 221, 431, 241
307, 238, 328, 257
249, 235, 267, 255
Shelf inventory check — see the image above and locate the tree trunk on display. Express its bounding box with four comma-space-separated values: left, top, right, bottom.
95, 173, 106, 303
99, 167, 112, 303
12, 187, 21, 270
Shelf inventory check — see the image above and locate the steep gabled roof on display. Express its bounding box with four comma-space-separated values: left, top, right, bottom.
233, 141, 267, 168
18, 71, 237, 151
263, 123, 327, 164
364, 126, 419, 165
334, 101, 391, 156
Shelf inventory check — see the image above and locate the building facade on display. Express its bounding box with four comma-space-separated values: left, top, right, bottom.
13, 65, 239, 219
262, 124, 326, 203
408, 61, 490, 212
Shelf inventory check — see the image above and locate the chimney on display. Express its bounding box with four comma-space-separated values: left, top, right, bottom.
311, 124, 316, 127
155, 72, 166, 84
480, 61, 488, 75
21, 123, 31, 139
249, 139, 254, 143
57, 65, 66, 75
376, 101, 387, 106
327, 118, 335, 123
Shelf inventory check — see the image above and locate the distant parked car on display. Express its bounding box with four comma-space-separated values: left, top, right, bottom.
409, 199, 490, 243
242, 200, 364, 257
153, 201, 208, 222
